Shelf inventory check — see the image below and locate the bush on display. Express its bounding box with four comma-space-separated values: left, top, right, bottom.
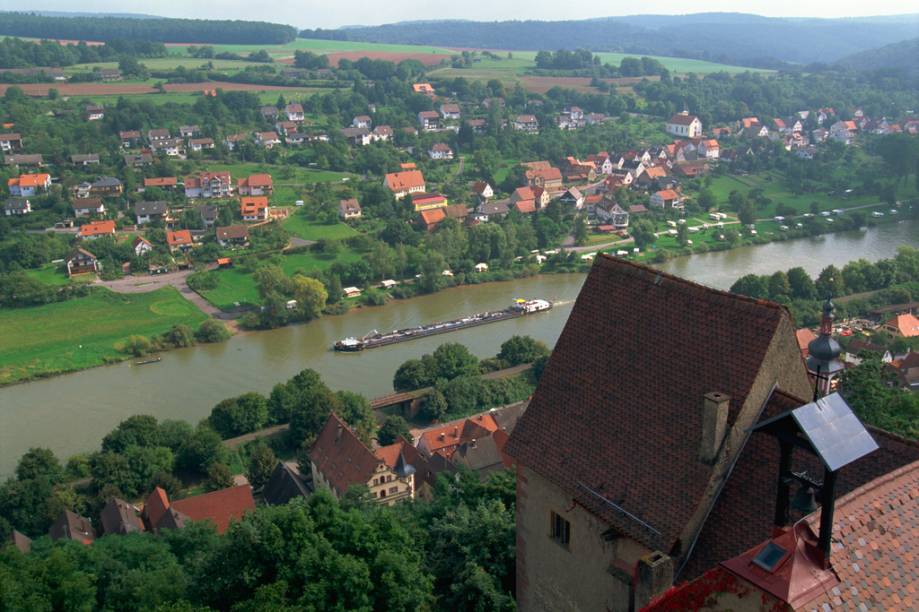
377, 415, 413, 446
162, 324, 194, 348
122, 335, 154, 357
195, 319, 231, 343
497, 335, 549, 366
206, 462, 234, 491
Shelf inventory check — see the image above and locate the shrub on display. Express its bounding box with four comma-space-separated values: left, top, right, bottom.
195, 319, 231, 343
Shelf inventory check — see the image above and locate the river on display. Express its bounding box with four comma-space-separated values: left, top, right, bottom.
1, 219, 917, 475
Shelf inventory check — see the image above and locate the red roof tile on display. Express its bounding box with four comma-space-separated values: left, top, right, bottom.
310, 413, 383, 495
170, 485, 255, 534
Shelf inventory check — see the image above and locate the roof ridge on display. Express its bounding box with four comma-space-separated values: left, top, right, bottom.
595, 254, 787, 313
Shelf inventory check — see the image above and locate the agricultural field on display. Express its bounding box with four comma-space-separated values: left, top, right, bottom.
0, 287, 208, 385
706, 171, 918, 217
198, 249, 362, 310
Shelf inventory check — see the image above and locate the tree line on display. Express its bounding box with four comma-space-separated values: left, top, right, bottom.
0, 13, 297, 45
0, 37, 167, 69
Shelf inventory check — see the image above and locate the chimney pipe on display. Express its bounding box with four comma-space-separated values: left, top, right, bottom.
699, 392, 730, 464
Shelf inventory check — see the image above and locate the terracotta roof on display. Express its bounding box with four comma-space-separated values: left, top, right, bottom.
654, 189, 679, 200
795, 328, 817, 358
411, 193, 446, 206
514, 200, 536, 214
310, 413, 384, 495
144, 177, 177, 187
239, 173, 272, 188
513, 186, 535, 201
169, 485, 255, 534
49, 510, 95, 544
505, 255, 802, 553
419, 413, 499, 458
166, 229, 193, 246
420, 207, 446, 227
10, 173, 49, 188
240, 197, 268, 216
444, 204, 468, 219
79, 220, 116, 237
644, 165, 669, 179
525, 167, 563, 182
885, 313, 919, 337
385, 170, 425, 192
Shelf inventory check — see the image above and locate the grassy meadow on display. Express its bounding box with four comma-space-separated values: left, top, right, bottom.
0, 287, 208, 385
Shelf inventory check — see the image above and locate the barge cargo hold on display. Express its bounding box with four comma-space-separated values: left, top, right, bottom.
334, 298, 552, 351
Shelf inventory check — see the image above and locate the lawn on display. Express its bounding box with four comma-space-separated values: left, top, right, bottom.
706, 172, 918, 217
199, 249, 362, 310
24, 265, 72, 286
0, 287, 208, 385
282, 214, 360, 241
188, 162, 354, 205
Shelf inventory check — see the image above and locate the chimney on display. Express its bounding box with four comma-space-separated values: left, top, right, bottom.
335, 423, 343, 442
699, 392, 730, 463
633, 551, 673, 610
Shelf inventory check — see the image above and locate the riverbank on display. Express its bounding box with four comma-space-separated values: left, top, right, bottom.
2, 220, 917, 476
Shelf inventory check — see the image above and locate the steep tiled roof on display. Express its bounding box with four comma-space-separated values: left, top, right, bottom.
79, 220, 116, 237
310, 413, 383, 496
100, 497, 145, 535
798, 459, 919, 610
143, 486, 170, 528
263, 462, 311, 506
886, 313, 919, 337
49, 510, 96, 544
385, 170, 425, 192
170, 485, 255, 534
505, 255, 797, 552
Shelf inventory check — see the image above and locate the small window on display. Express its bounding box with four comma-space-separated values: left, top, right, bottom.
389, 486, 398, 494
550, 511, 570, 547
752, 542, 788, 572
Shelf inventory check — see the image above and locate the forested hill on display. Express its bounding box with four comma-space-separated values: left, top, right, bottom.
837, 37, 919, 75
0, 12, 297, 44
302, 13, 919, 68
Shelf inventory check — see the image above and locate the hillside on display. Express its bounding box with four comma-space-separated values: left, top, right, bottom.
301, 13, 919, 68
836, 37, 919, 74
0, 12, 296, 44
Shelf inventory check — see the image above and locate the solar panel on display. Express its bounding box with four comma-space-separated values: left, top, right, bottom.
791, 393, 879, 472
752, 541, 788, 572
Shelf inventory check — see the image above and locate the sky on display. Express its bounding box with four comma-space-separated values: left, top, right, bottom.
2, 1, 915, 29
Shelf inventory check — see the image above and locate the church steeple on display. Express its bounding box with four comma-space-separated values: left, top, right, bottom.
806, 297, 843, 398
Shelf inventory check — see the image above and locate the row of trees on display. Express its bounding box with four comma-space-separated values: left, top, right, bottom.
0, 37, 166, 69
0, 469, 517, 611
0, 13, 297, 44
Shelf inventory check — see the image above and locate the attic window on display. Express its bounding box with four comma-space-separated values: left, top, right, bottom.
752, 542, 788, 572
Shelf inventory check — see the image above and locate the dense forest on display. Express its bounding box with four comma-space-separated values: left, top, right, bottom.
0, 12, 297, 44
836, 37, 919, 76
0, 37, 166, 69
300, 13, 919, 67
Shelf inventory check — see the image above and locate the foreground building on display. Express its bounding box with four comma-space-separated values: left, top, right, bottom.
506, 255, 918, 611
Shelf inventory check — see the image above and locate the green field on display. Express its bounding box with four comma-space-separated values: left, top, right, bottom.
24, 265, 73, 286
199, 249, 362, 310
191, 162, 354, 205
0, 287, 208, 385
706, 172, 918, 217
282, 214, 360, 241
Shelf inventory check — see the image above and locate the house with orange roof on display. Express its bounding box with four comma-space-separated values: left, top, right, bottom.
525, 166, 563, 191
184, 171, 231, 198
412, 82, 435, 95
419, 207, 447, 231
240, 196, 269, 222
882, 312, 919, 338
384, 170, 426, 199
79, 220, 116, 239
697, 139, 720, 160
166, 229, 194, 252
141, 176, 178, 191
310, 413, 418, 506
8, 172, 51, 197
142, 485, 255, 534
237, 173, 273, 196
417, 412, 501, 459
649, 189, 684, 210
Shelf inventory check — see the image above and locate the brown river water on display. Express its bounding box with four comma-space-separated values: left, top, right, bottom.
1, 219, 917, 475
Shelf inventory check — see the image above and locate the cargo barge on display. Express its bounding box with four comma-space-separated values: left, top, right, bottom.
334, 298, 552, 351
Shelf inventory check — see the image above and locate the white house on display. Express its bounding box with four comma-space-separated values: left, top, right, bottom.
132, 236, 154, 256
352, 115, 372, 129
650, 189, 684, 210
285, 103, 305, 122
72, 199, 105, 218
8, 173, 51, 197
428, 143, 454, 160
3, 198, 31, 215
512, 115, 539, 133
697, 139, 720, 160
440, 103, 461, 120
666, 111, 702, 138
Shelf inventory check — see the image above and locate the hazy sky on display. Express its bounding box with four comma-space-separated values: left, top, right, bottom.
3, 1, 914, 29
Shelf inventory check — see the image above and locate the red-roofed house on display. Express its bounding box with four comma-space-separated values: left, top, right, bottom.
428, 143, 454, 160
418, 207, 447, 231
882, 313, 919, 338
166, 229, 194, 252
513, 199, 537, 214
697, 139, 720, 160
142, 177, 178, 190
311, 413, 417, 505
79, 219, 116, 239
417, 413, 500, 459
240, 196, 269, 222
650, 189, 684, 210
524, 166, 563, 191
8, 173, 51, 197
237, 173, 273, 196
385, 170, 426, 199
185, 171, 231, 198
143, 485, 255, 534
410, 192, 448, 212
